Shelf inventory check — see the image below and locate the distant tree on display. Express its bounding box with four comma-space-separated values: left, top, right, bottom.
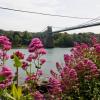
54, 33, 73, 47
21, 31, 31, 45
12, 32, 21, 47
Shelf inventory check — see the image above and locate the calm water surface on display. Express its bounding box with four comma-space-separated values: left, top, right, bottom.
6, 48, 71, 84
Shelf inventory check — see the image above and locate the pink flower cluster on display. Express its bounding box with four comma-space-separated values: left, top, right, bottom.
33, 91, 44, 100
71, 43, 89, 59
75, 59, 99, 80
22, 61, 29, 70
26, 54, 38, 62
0, 65, 13, 89
25, 74, 37, 82
0, 36, 11, 50
64, 54, 74, 66
0, 50, 9, 60
28, 38, 43, 53
48, 77, 62, 95
11, 50, 24, 59
25, 70, 43, 82
36, 70, 43, 76
27, 38, 46, 67
60, 66, 77, 91
94, 43, 100, 53
28, 38, 46, 55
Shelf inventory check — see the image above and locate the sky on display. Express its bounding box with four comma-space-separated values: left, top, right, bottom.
0, 0, 100, 33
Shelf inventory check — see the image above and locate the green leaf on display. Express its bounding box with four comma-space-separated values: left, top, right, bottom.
12, 84, 18, 99
5, 92, 16, 100
0, 76, 5, 82
13, 55, 22, 68
11, 84, 22, 100
17, 87, 22, 100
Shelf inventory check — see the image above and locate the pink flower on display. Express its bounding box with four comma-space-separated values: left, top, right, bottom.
33, 91, 44, 100
36, 70, 43, 76
27, 53, 38, 62
48, 77, 62, 95
75, 59, 99, 79
64, 54, 72, 65
69, 69, 77, 80
15, 51, 24, 59
28, 38, 46, 69
61, 66, 77, 81
40, 59, 46, 65
91, 35, 97, 44
0, 65, 13, 88
64, 54, 71, 62
11, 51, 24, 59
22, 61, 29, 70
4, 54, 9, 60
28, 38, 43, 52
32, 53, 38, 59
26, 54, 33, 62
0, 50, 9, 60
0, 36, 11, 50
81, 43, 89, 49
94, 44, 100, 53
38, 48, 46, 55
25, 74, 37, 82
3, 44, 11, 51
0, 84, 5, 89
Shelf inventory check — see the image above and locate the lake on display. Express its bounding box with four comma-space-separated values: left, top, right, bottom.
6, 48, 71, 84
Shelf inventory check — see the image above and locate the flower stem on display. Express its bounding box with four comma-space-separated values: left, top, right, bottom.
2, 51, 5, 65
16, 67, 19, 88
30, 63, 31, 75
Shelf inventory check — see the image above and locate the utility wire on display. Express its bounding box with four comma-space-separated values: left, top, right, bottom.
0, 6, 96, 19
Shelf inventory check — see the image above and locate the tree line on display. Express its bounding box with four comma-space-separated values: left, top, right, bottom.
0, 29, 100, 48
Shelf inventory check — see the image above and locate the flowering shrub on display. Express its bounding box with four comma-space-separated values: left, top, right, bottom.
0, 35, 100, 100
47, 36, 100, 99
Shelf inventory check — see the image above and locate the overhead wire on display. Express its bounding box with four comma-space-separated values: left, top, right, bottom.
0, 6, 96, 19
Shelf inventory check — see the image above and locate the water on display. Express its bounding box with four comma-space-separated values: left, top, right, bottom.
6, 48, 71, 84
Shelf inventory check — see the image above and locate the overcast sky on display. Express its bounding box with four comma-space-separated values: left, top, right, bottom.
0, 0, 100, 33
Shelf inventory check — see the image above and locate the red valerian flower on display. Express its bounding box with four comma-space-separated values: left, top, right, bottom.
0, 35, 11, 50
28, 38, 43, 53
33, 91, 44, 100
22, 61, 29, 70
40, 59, 46, 65
25, 74, 37, 82
11, 50, 24, 59
0, 65, 13, 89
48, 77, 62, 95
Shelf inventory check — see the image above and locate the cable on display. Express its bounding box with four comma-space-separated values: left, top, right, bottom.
52, 26, 64, 29
53, 22, 100, 33
0, 6, 95, 19
78, 16, 100, 27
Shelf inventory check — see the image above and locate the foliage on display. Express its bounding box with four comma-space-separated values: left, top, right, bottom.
0, 29, 100, 47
